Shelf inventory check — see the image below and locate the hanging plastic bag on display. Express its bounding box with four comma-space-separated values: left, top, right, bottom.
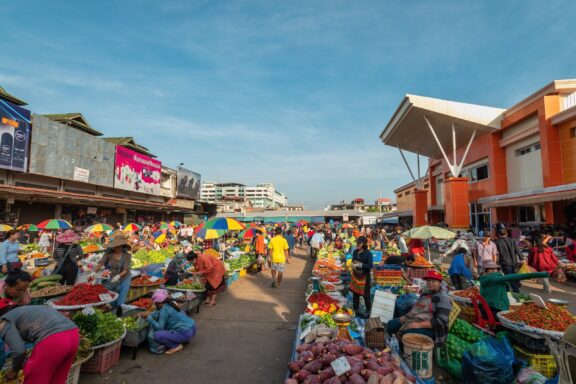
519, 261, 538, 282
394, 293, 419, 317
461, 336, 515, 384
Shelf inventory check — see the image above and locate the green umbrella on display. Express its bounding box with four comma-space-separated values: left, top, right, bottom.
403, 225, 456, 240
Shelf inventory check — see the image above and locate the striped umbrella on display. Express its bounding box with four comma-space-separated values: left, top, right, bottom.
204, 217, 245, 231
239, 227, 260, 240
169, 221, 183, 228
17, 224, 39, 232
37, 219, 72, 230
154, 232, 167, 244
0, 224, 14, 232
123, 223, 142, 232
85, 223, 113, 233
195, 227, 226, 240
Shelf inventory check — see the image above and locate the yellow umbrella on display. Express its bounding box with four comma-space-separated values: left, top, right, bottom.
154, 232, 167, 244
0, 224, 14, 232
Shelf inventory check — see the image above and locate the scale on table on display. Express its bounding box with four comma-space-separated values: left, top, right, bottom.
309, 276, 322, 292
332, 313, 353, 340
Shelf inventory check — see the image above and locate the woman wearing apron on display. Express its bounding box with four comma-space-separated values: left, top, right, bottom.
349, 236, 373, 318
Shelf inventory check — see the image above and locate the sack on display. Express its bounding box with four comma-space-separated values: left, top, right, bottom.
552, 268, 567, 283
394, 293, 419, 318
462, 335, 515, 384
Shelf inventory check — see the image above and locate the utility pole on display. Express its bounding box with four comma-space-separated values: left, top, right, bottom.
379, 188, 382, 216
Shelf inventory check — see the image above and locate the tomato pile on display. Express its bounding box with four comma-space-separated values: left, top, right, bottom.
131, 275, 165, 286
502, 303, 576, 332
132, 297, 152, 309
306, 293, 340, 317
452, 286, 479, 299
54, 284, 111, 306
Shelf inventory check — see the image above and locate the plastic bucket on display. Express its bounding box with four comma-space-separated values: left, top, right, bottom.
402, 333, 434, 379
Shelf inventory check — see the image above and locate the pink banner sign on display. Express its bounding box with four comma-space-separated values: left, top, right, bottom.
114, 146, 161, 194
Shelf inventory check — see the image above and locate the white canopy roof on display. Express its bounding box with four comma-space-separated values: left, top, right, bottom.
380, 94, 505, 159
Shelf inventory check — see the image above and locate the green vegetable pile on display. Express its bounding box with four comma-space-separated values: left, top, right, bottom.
446, 333, 471, 361
451, 318, 483, 343
131, 247, 176, 268
318, 313, 337, 328
122, 316, 148, 332
300, 314, 319, 330
169, 281, 205, 290
73, 310, 125, 346
226, 254, 256, 270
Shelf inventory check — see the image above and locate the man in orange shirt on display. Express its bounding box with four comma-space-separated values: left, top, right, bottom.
254, 230, 266, 272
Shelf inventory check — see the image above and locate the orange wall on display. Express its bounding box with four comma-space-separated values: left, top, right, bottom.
559, 118, 576, 183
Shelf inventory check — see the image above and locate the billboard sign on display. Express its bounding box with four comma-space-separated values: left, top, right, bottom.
114, 146, 161, 194
0, 99, 31, 172
176, 166, 201, 199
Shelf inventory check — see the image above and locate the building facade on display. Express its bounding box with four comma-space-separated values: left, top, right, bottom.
381, 80, 576, 232
200, 181, 288, 210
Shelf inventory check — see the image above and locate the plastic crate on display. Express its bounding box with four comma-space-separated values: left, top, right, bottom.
510, 329, 549, 353
458, 304, 477, 324
514, 345, 557, 378
448, 301, 462, 329
408, 267, 432, 280
373, 266, 403, 286
81, 340, 122, 374
66, 362, 81, 384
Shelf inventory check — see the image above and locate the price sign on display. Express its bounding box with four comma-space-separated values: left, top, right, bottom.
149, 276, 159, 282
300, 326, 312, 341
172, 292, 184, 299
529, 293, 548, 310
82, 306, 96, 316
99, 293, 113, 302
331, 356, 351, 376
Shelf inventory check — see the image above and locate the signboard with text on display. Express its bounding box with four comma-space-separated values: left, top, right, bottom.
114, 146, 161, 194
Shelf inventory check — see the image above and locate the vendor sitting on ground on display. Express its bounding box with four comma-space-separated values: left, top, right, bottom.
387, 270, 451, 346
146, 289, 196, 355
448, 247, 473, 290
479, 261, 548, 315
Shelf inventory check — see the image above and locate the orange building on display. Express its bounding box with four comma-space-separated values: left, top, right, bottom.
381, 80, 576, 231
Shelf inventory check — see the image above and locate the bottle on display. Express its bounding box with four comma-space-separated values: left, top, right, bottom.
11, 121, 27, 170
389, 335, 400, 354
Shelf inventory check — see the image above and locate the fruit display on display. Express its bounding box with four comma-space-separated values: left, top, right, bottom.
385, 243, 401, 256
131, 275, 165, 286
54, 283, 112, 306
501, 303, 576, 332
286, 339, 416, 384
122, 316, 148, 331
30, 284, 73, 298
445, 333, 472, 361
82, 244, 102, 253
450, 318, 483, 343
20, 243, 39, 253
30, 252, 48, 259
73, 310, 125, 346
131, 248, 175, 268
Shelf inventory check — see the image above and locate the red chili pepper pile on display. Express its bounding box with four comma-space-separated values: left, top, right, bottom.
54, 284, 110, 306
453, 287, 479, 299
132, 297, 152, 309
503, 303, 576, 332
131, 275, 165, 286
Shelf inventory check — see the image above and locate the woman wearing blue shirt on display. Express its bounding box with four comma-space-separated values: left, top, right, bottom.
146, 289, 196, 355
448, 247, 473, 290
0, 230, 21, 274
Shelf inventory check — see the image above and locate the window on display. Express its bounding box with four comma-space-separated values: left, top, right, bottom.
515, 142, 540, 157
518, 206, 536, 223
405, 190, 410, 196
469, 164, 489, 182
571, 127, 576, 138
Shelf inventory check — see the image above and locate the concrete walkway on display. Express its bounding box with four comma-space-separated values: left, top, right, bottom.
81, 246, 311, 384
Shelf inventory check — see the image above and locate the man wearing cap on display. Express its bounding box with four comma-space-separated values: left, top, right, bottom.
387, 270, 451, 346
479, 261, 548, 315
350, 236, 373, 318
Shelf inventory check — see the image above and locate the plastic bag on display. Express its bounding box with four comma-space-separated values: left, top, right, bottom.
461, 336, 515, 384
552, 268, 567, 283
512, 368, 547, 384
394, 293, 418, 317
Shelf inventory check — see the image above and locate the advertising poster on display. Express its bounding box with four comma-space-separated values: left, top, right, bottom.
114, 146, 161, 194
176, 166, 201, 199
0, 99, 31, 172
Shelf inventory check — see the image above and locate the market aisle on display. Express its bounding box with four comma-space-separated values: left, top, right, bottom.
80, 246, 312, 384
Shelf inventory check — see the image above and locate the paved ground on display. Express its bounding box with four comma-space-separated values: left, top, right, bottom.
80, 246, 312, 384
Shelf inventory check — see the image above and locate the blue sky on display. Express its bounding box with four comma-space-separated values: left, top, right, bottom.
1, 1, 575, 209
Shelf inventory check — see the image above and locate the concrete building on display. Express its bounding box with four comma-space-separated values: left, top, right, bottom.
380, 80, 576, 232
200, 181, 288, 209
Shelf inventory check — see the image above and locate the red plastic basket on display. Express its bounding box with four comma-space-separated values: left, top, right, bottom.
373, 268, 402, 286
81, 340, 122, 374
408, 266, 431, 279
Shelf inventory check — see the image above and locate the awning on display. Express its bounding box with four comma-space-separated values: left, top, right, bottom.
480, 184, 576, 208
428, 205, 445, 211
380, 94, 504, 159
393, 210, 413, 218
